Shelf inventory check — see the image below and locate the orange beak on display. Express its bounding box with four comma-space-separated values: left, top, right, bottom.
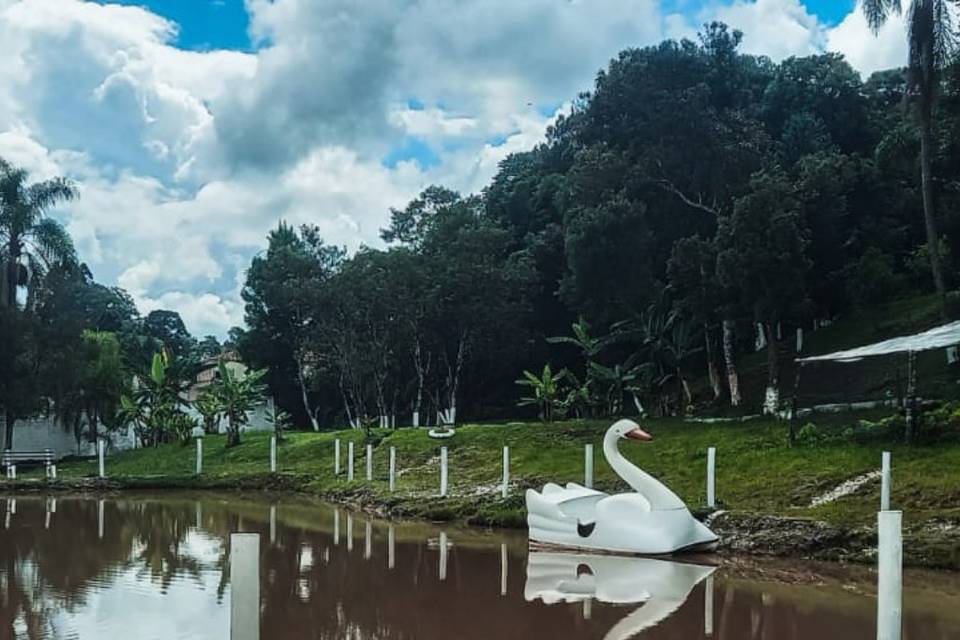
625, 428, 653, 442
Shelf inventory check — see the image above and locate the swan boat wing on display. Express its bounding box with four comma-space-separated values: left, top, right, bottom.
526, 483, 609, 539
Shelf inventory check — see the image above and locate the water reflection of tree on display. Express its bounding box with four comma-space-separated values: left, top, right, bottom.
127, 501, 203, 592
0, 498, 137, 636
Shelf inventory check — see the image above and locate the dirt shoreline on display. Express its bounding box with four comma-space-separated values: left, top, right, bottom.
4, 474, 958, 571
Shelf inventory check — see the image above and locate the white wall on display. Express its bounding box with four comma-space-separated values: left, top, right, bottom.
0, 416, 138, 459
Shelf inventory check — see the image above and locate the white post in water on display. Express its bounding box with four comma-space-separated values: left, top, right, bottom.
8, 465, 14, 480
196, 439, 203, 475
388, 524, 395, 570
50, 465, 56, 479
877, 510, 903, 640
500, 543, 508, 596
881, 451, 892, 511
334, 439, 341, 476
584, 444, 594, 489
364, 521, 372, 560
98, 439, 105, 478
439, 531, 448, 581
346, 514, 354, 552
230, 533, 260, 640
705, 574, 715, 637
270, 436, 277, 473
707, 447, 717, 509
366, 444, 373, 482
502, 446, 510, 499
45, 499, 52, 530
440, 447, 448, 497
196, 502, 202, 530
389, 447, 396, 492
333, 509, 340, 546
98, 499, 104, 539
269, 505, 277, 545
347, 442, 354, 481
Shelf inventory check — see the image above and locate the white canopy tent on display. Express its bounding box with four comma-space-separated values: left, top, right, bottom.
796, 321, 960, 364
789, 321, 960, 442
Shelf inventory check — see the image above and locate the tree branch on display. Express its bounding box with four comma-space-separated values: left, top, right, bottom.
651, 179, 720, 216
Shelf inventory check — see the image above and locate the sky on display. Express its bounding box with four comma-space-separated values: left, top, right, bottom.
0, 0, 909, 338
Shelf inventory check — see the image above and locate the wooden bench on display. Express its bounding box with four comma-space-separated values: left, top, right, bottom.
2, 449, 55, 471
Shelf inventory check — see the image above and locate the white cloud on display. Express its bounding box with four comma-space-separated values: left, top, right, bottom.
827, 3, 908, 77
0, 0, 906, 338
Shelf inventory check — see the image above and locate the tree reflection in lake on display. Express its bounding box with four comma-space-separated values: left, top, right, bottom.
0, 494, 957, 640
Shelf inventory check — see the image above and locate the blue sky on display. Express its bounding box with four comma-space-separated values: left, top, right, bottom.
101, 0, 252, 50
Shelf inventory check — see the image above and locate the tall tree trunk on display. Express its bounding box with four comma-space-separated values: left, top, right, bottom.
294, 355, 319, 431
721, 319, 741, 407
3, 410, 12, 451
704, 324, 722, 400
919, 105, 947, 313
3, 237, 19, 309
762, 322, 780, 415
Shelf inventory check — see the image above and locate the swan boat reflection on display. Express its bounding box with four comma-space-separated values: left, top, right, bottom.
525, 550, 715, 639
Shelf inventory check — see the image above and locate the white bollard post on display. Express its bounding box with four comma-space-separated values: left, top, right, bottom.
705, 574, 714, 636
584, 444, 594, 489
502, 446, 510, 499
707, 447, 717, 509
388, 524, 396, 570
347, 442, 354, 481
270, 436, 277, 473
881, 451, 892, 511
500, 543, 508, 596
8, 465, 15, 480
583, 600, 592, 620
230, 533, 261, 640
440, 447, 448, 498
366, 444, 373, 482
439, 531, 448, 581
50, 465, 56, 479
334, 439, 341, 476
877, 510, 903, 640
196, 502, 202, 530
389, 447, 396, 492
98, 499, 104, 539
196, 439, 203, 475
98, 439, 105, 479
333, 509, 340, 546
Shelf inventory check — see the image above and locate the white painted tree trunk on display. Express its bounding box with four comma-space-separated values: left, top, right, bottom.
722, 319, 741, 407
754, 322, 767, 351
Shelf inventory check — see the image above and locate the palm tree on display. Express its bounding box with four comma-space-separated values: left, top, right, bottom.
863, 1, 957, 306
0, 158, 79, 309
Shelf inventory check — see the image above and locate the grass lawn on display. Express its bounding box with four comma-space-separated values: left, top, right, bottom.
18, 415, 960, 531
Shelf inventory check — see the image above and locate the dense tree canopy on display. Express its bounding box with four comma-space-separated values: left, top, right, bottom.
238, 22, 960, 426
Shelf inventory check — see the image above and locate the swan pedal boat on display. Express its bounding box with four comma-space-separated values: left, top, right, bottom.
526, 419, 719, 556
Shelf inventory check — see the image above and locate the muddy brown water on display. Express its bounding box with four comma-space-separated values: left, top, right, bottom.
0, 494, 957, 640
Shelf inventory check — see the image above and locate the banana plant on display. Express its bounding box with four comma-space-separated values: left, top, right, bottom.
212, 361, 267, 447
194, 393, 222, 436
516, 364, 570, 422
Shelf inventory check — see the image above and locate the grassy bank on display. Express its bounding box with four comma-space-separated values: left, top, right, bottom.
11, 416, 960, 533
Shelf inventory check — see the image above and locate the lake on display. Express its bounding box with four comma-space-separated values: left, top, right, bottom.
0, 494, 956, 639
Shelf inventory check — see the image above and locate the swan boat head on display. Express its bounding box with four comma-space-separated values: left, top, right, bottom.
526, 419, 719, 555
610, 418, 653, 442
